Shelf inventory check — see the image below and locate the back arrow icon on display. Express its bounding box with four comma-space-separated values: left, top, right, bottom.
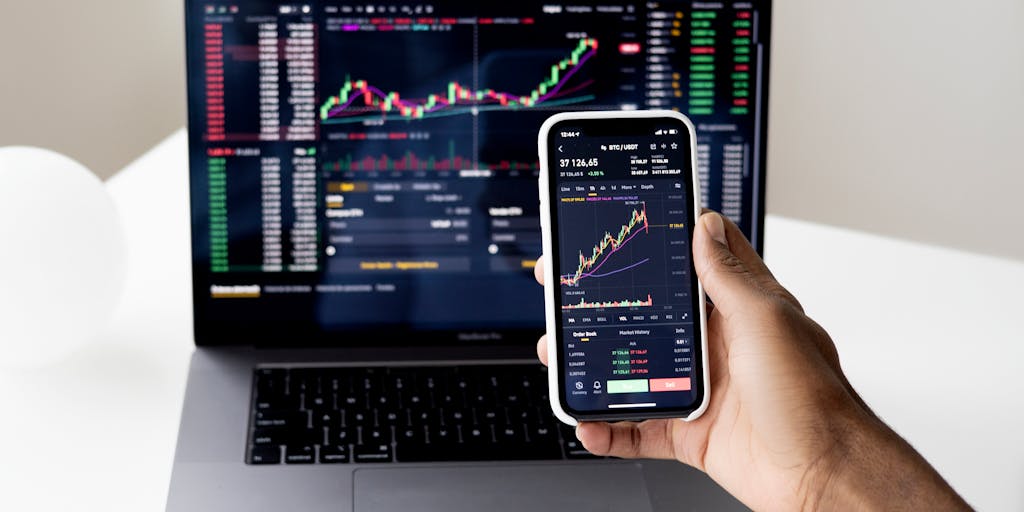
558, 145, 564, 153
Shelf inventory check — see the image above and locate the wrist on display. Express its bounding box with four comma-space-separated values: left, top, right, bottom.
795, 399, 872, 511
804, 408, 970, 511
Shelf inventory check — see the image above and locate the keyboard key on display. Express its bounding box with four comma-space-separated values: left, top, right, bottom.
254, 410, 306, 429
306, 394, 331, 411
284, 444, 314, 464
558, 423, 599, 459
319, 444, 350, 463
353, 444, 393, 463
563, 438, 601, 459
477, 409, 499, 425
312, 410, 339, 429
398, 425, 426, 444
332, 425, 355, 445
531, 425, 557, 443
465, 426, 487, 443
250, 446, 281, 464
352, 411, 375, 426
360, 427, 392, 444
252, 427, 286, 445
256, 369, 286, 394
258, 393, 301, 411
445, 410, 466, 425
497, 424, 525, 443
430, 425, 456, 444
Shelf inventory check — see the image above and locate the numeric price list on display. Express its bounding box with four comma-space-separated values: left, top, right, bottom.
204, 146, 319, 273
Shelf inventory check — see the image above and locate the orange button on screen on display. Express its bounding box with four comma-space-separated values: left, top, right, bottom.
649, 378, 692, 392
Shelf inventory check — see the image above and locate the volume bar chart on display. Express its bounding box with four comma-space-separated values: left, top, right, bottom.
323, 140, 538, 172
325, 140, 470, 172
562, 294, 654, 311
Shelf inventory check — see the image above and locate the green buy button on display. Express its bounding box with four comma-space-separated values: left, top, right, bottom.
607, 379, 649, 394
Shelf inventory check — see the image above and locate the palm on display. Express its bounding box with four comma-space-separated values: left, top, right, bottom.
658, 308, 823, 511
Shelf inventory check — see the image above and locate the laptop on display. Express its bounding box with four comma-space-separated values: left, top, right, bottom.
168, 1, 771, 510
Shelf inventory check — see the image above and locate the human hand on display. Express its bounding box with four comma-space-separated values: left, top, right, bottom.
535, 211, 969, 511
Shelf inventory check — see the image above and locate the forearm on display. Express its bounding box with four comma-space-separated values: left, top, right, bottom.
810, 415, 971, 511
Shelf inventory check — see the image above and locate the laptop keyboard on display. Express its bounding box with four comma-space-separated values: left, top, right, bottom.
246, 364, 598, 464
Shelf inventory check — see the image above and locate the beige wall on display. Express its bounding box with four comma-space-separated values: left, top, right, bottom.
0, 0, 186, 178
3, 1, 1023, 260
769, 0, 1024, 261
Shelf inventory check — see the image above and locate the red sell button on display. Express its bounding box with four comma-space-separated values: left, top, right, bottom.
649, 378, 691, 392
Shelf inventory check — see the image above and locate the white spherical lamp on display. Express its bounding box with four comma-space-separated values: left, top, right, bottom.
0, 147, 125, 368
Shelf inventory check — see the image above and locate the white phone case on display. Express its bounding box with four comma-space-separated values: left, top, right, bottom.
537, 110, 710, 426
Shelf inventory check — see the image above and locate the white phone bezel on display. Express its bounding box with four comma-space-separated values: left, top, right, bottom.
537, 110, 710, 426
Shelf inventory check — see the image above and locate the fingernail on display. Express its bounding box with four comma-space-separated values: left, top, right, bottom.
704, 212, 728, 246
574, 425, 582, 440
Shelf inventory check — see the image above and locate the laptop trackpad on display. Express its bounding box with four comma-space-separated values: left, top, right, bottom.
353, 463, 653, 512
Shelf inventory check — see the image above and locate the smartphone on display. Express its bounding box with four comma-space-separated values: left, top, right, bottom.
538, 110, 709, 425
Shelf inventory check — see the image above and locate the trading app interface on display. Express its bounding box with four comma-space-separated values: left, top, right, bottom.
549, 119, 701, 413
186, 1, 770, 339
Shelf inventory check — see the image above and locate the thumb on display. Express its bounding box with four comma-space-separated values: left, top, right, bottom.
693, 212, 769, 317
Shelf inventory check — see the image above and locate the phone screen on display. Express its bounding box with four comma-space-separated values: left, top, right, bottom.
545, 116, 704, 418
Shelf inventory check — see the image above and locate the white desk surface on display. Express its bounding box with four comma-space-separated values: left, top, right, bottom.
1, 129, 1021, 511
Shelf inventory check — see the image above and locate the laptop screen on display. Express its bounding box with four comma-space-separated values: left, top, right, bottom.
185, 0, 771, 345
